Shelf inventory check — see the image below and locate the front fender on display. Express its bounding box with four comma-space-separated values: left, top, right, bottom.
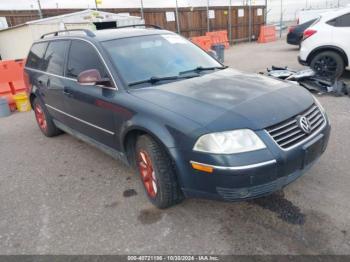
120, 116, 179, 151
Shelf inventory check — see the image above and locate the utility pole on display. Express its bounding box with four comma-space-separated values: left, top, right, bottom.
140, 0, 145, 20
37, 0, 43, 19
248, 0, 252, 42
279, 0, 283, 38
206, 0, 210, 32
94, 0, 98, 10
228, 0, 232, 44
175, 0, 180, 34
264, 0, 267, 24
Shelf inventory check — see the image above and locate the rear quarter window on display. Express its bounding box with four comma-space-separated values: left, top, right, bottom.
26, 42, 48, 70
327, 13, 350, 27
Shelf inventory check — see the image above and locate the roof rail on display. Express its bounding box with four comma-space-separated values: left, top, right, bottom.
116, 24, 162, 30
40, 29, 96, 39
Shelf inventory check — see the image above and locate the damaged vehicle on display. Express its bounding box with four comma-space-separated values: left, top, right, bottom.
25, 27, 331, 208
265, 65, 350, 96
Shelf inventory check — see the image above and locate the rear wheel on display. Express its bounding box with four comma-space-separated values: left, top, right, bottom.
310, 51, 345, 79
33, 97, 62, 137
135, 135, 183, 208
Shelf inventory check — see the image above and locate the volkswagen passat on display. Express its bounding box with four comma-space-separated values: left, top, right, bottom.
25, 27, 331, 208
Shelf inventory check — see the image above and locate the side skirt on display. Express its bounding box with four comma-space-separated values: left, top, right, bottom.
53, 120, 129, 166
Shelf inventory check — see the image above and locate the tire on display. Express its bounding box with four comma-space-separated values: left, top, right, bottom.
135, 135, 183, 208
33, 97, 62, 137
310, 51, 345, 79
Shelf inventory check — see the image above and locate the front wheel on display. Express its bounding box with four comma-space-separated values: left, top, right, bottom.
310, 51, 345, 79
135, 135, 183, 208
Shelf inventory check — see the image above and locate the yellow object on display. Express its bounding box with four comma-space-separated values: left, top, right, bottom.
96, 0, 102, 5
13, 93, 31, 112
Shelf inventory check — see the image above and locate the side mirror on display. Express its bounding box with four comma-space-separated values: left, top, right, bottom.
77, 69, 111, 87
207, 50, 218, 60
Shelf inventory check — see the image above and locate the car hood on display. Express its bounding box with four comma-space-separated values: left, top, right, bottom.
129, 68, 314, 131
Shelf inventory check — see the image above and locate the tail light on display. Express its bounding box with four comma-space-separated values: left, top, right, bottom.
303, 29, 317, 40
289, 26, 296, 33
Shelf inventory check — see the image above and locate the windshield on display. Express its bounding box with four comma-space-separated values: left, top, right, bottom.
102, 34, 222, 86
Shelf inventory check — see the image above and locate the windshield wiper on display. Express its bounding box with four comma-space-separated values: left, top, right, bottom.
128, 74, 199, 87
179, 65, 227, 75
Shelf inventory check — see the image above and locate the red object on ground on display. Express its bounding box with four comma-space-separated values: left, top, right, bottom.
190, 36, 213, 51
258, 25, 277, 43
206, 31, 230, 48
0, 59, 27, 111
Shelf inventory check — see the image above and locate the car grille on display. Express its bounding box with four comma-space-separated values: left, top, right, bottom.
266, 104, 325, 149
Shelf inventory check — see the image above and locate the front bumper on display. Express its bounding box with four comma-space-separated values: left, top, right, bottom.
171, 122, 331, 201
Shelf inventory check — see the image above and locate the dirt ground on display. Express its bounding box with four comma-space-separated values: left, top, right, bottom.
0, 37, 350, 255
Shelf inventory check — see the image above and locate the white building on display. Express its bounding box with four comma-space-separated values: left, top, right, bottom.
0, 9, 143, 60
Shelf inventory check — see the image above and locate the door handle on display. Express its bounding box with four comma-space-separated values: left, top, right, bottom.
63, 88, 73, 97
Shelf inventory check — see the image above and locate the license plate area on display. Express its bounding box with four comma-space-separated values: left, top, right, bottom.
302, 134, 324, 168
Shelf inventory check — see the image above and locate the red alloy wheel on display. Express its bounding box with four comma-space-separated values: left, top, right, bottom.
137, 150, 157, 198
34, 104, 47, 131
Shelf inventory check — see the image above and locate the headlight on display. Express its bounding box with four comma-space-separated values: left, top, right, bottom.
193, 129, 266, 154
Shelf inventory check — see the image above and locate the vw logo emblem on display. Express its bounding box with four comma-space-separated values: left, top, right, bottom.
298, 116, 311, 134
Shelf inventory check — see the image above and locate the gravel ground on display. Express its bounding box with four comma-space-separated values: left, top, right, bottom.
0, 38, 350, 255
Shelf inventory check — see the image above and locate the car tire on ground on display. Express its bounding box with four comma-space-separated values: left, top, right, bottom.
33, 97, 62, 137
135, 135, 183, 208
310, 51, 345, 79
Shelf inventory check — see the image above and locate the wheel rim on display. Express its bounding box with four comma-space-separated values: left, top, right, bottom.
313, 55, 338, 78
137, 150, 157, 198
34, 104, 47, 131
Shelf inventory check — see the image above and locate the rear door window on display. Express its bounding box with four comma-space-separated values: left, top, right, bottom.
66, 40, 108, 79
42, 40, 69, 76
26, 42, 48, 70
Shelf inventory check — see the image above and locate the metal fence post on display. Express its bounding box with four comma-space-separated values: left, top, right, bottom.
37, 0, 43, 19
228, 0, 232, 44
265, 0, 267, 24
279, 0, 283, 38
207, 0, 210, 32
175, 0, 181, 34
140, 0, 145, 20
248, 0, 252, 42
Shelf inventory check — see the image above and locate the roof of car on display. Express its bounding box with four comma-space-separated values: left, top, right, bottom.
92, 28, 174, 41
38, 27, 174, 43
320, 7, 350, 21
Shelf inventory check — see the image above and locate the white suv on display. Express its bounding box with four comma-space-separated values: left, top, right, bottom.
299, 8, 350, 79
